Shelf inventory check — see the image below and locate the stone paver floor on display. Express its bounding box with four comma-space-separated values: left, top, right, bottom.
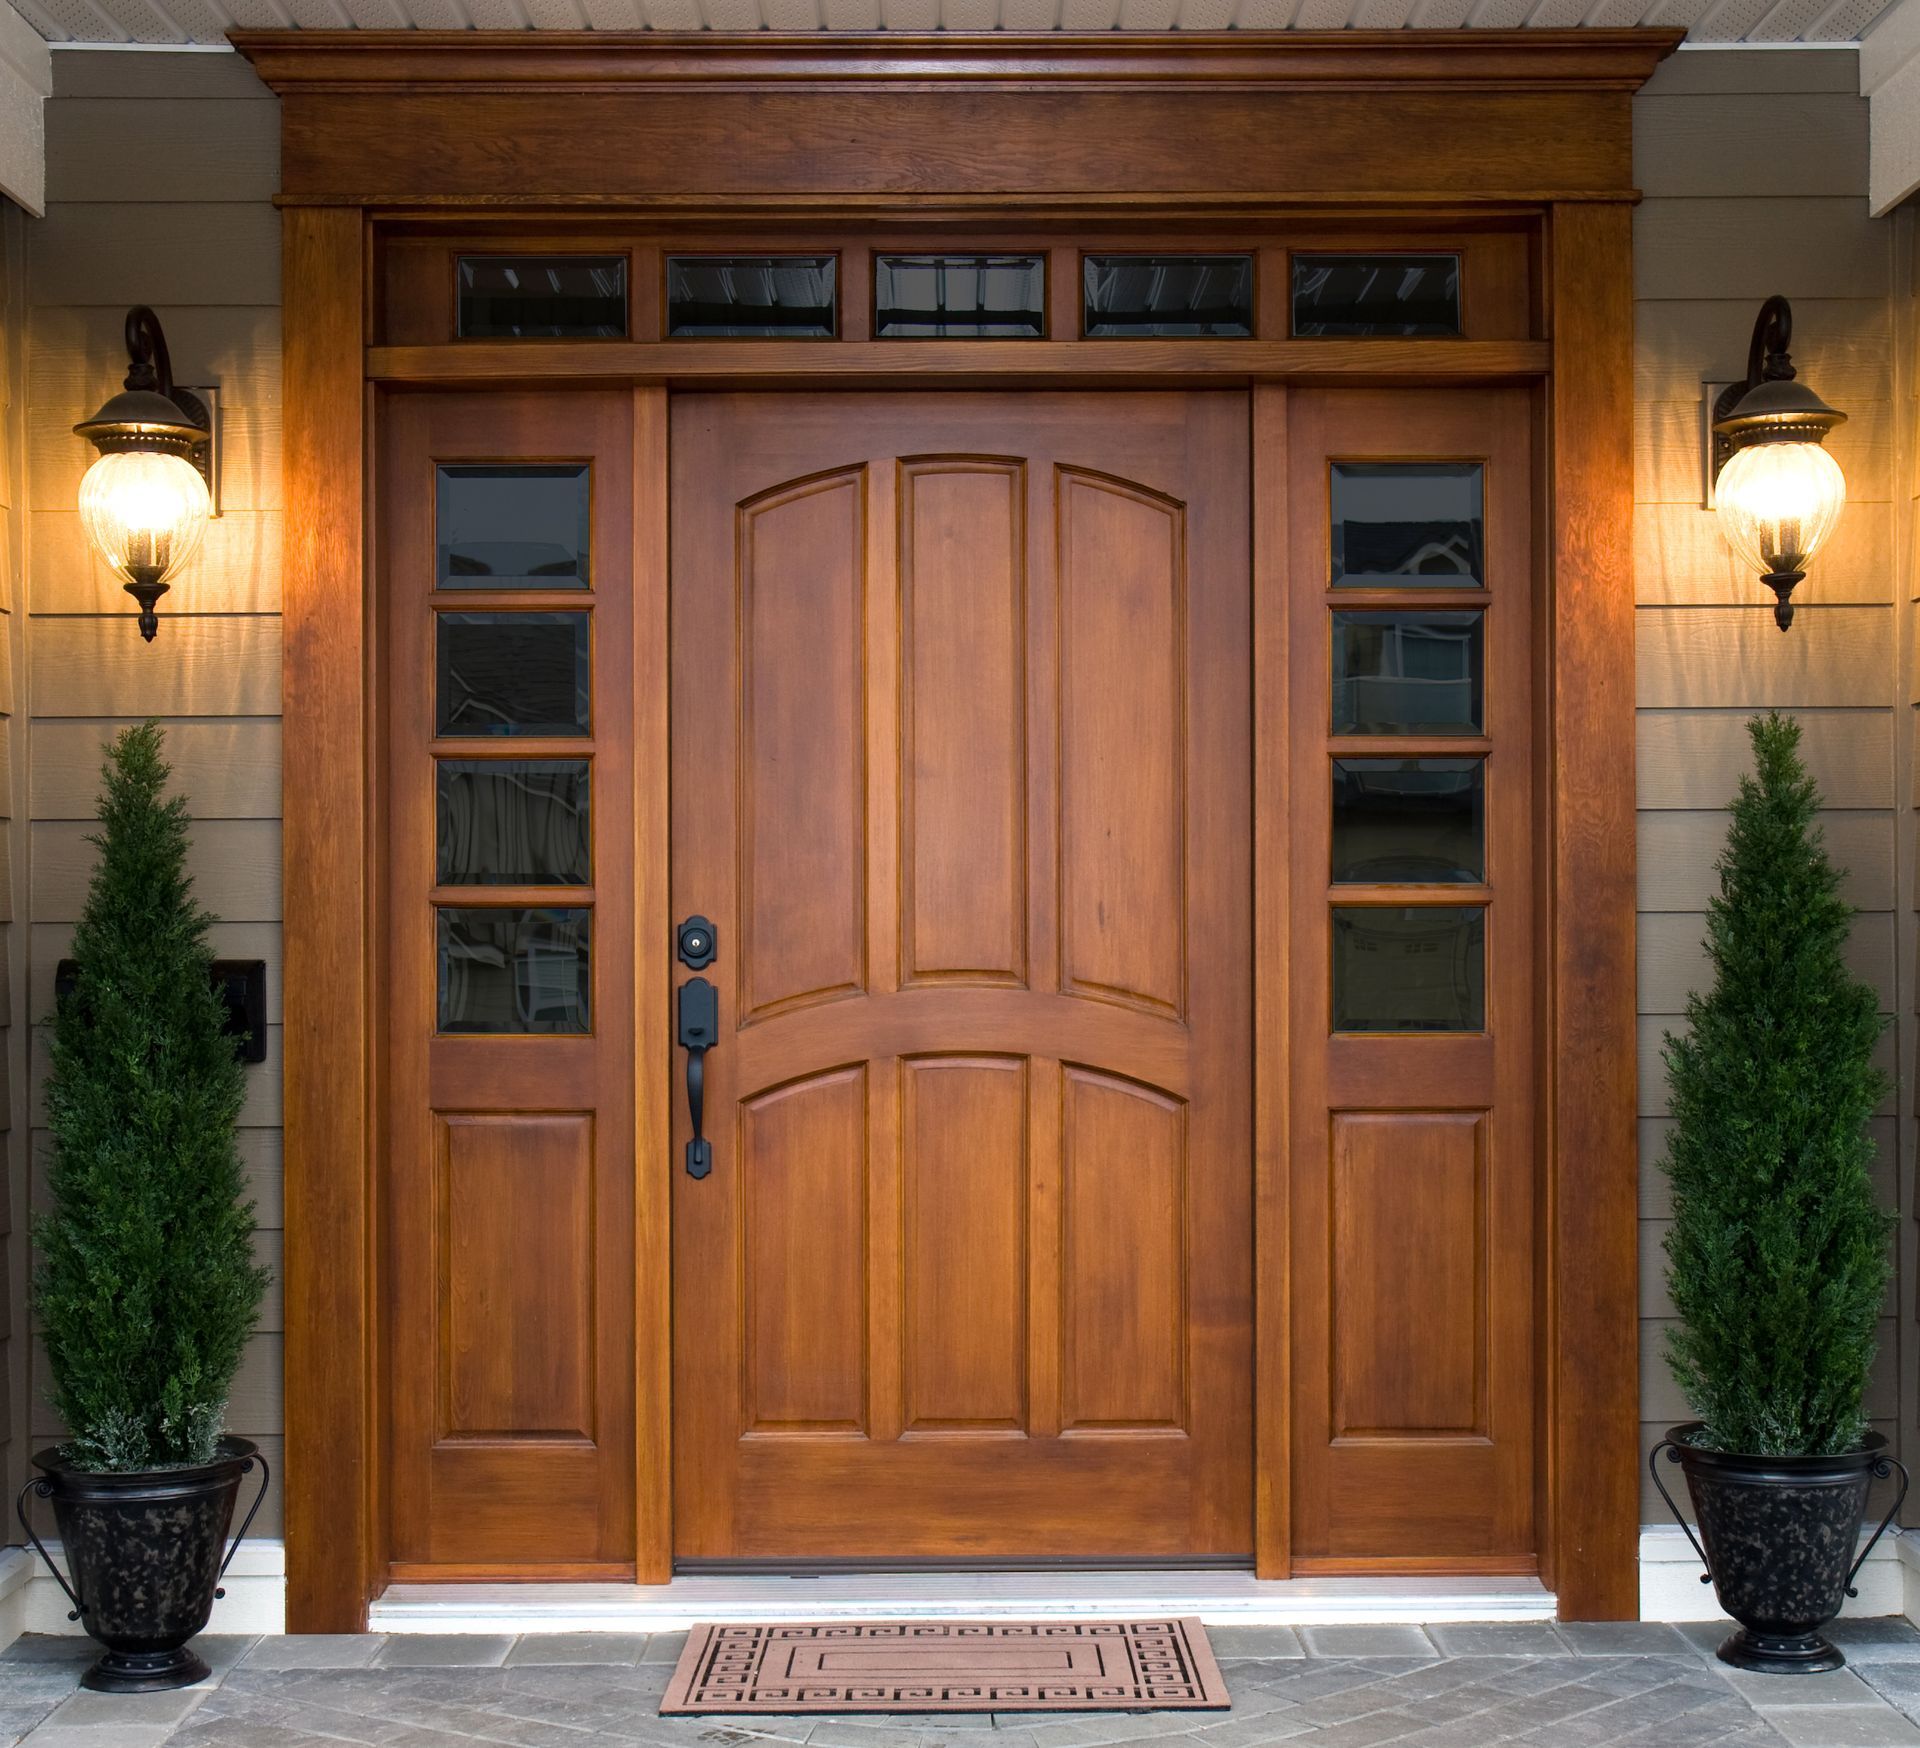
6, 1618, 1920, 1748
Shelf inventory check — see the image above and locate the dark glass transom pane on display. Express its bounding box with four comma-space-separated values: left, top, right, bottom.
1332, 905, 1484, 1033
436, 465, 590, 589
436, 612, 590, 739
666, 256, 837, 338
1292, 254, 1462, 337
1083, 254, 1253, 338
1332, 463, 1484, 589
874, 254, 1046, 339
1332, 758, 1484, 885
457, 256, 627, 339
1332, 610, 1483, 737
437, 761, 590, 887
438, 907, 590, 1033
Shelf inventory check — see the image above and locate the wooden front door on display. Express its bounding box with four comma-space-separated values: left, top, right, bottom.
669, 393, 1254, 1562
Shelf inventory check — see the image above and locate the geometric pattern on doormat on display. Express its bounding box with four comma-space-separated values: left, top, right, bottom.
658, 1617, 1231, 1714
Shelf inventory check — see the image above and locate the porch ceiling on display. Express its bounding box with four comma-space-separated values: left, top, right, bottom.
4, 0, 1906, 52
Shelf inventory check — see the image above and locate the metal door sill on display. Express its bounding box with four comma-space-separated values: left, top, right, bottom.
370, 1568, 1556, 1633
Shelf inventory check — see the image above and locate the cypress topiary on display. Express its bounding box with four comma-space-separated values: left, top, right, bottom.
34, 723, 269, 1472
1662, 711, 1892, 1456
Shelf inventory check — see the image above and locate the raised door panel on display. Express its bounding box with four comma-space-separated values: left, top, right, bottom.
741, 1066, 870, 1436
739, 470, 868, 1023
1059, 1069, 1188, 1434
1330, 1111, 1485, 1439
437, 1112, 596, 1441
899, 460, 1028, 989
901, 1055, 1029, 1434
1057, 471, 1187, 1020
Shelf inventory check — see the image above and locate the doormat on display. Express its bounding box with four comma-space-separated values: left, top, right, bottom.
659, 1617, 1230, 1714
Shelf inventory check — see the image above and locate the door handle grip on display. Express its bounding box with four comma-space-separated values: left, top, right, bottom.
678, 976, 718, 1179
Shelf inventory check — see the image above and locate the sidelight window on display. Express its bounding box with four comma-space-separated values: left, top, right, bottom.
436, 464, 590, 589
1331, 463, 1484, 589
438, 907, 591, 1034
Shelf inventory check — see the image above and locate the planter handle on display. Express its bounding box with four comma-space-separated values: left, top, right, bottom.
14, 1477, 84, 1622
214, 1450, 269, 1601
1648, 1439, 1715, 1585
1846, 1452, 1910, 1598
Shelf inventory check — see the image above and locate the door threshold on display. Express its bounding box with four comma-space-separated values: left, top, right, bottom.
370, 1570, 1556, 1633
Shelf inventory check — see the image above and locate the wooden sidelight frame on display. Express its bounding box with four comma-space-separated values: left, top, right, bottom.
244, 27, 1671, 1632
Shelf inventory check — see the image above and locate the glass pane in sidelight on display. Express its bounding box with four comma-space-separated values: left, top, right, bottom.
457, 255, 627, 339
666, 255, 837, 338
875, 254, 1046, 338
436, 760, 590, 887
438, 906, 591, 1033
436, 612, 590, 739
437, 464, 590, 589
1331, 463, 1484, 589
1331, 610, 1483, 737
1331, 758, 1483, 885
1292, 254, 1461, 337
1083, 254, 1253, 338
1331, 905, 1484, 1033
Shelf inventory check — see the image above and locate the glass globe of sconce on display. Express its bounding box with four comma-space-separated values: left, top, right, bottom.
74, 307, 213, 643
1711, 295, 1847, 633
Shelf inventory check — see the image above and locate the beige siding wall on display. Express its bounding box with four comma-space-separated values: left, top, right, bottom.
10, 41, 1908, 1552
23, 49, 282, 1530
0, 200, 28, 1514
1632, 48, 1906, 1519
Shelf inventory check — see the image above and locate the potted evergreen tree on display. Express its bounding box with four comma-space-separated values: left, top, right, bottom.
16, 723, 270, 1693
1652, 712, 1903, 1674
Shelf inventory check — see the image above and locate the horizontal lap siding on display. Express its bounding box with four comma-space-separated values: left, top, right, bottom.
23, 55, 284, 1531
1630, 52, 1902, 1524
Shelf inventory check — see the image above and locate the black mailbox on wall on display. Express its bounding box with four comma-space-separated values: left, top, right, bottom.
53, 958, 269, 1065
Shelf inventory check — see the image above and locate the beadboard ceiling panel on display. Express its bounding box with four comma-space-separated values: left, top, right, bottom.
5, 0, 1902, 43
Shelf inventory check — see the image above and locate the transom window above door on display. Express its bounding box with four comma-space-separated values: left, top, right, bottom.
387, 232, 1528, 347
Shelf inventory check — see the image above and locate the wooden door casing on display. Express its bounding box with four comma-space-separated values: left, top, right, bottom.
1285, 386, 1538, 1570
669, 392, 1254, 1562
381, 388, 638, 1578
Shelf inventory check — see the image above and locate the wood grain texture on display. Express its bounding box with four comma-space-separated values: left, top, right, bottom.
45, 100, 282, 205
1636, 809, 1893, 911
30, 820, 281, 922
1252, 384, 1290, 1580
278, 206, 369, 1634
28, 617, 279, 718
1635, 709, 1893, 810
1634, 198, 1892, 302
1631, 93, 1868, 198
30, 512, 281, 617
235, 30, 1675, 209
369, 338, 1554, 389
670, 392, 1253, 1560
1633, 503, 1892, 606
27, 204, 282, 308
30, 719, 282, 820
1547, 202, 1640, 1621
1636, 607, 1894, 709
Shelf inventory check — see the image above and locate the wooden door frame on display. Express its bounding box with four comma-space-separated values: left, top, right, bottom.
251, 28, 1672, 1631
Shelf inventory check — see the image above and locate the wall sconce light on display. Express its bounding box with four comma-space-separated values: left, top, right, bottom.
1709, 295, 1846, 633
74, 307, 214, 643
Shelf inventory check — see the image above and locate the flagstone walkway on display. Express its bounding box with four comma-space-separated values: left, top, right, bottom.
6, 1618, 1920, 1748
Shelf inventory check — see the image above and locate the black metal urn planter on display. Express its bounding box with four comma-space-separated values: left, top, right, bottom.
1652, 1424, 1907, 1674
15, 1440, 267, 1692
